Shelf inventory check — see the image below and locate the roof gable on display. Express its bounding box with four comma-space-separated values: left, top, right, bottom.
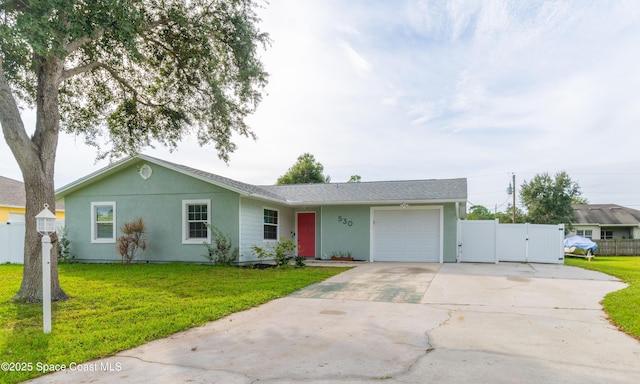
573, 204, 640, 225
55, 154, 283, 202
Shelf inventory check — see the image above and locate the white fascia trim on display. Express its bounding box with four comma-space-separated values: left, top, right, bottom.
286, 199, 466, 206
57, 156, 138, 197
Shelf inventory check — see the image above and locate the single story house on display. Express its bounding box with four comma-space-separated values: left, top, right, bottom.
569, 204, 640, 240
55, 155, 467, 264
0, 175, 65, 223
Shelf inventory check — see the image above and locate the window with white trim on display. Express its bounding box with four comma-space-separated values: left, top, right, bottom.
91, 202, 116, 243
577, 229, 592, 239
182, 200, 211, 244
263, 208, 278, 240
601, 230, 613, 240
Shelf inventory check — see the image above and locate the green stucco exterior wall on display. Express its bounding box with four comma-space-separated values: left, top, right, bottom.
63, 160, 240, 263
443, 203, 458, 263
319, 205, 370, 260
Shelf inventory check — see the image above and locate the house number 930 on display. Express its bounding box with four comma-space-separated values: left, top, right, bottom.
338, 216, 353, 227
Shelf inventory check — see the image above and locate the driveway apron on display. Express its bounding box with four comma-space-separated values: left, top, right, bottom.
26, 263, 640, 384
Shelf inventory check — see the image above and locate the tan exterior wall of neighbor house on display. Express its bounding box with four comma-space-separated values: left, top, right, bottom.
570, 225, 640, 240
568, 225, 601, 239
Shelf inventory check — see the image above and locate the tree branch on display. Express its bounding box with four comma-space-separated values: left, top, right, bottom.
97, 63, 142, 101
65, 29, 104, 54
61, 61, 101, 81
0, 58, 39, 167
94, 62, 165, 108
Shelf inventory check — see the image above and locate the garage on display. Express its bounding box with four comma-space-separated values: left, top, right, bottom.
371, 207, 443, 262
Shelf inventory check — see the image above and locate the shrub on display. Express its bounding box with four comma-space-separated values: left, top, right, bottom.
202, 224, 238, 265
294, 255, 306, 268
116, 218, 148, 264
56, 226, 74, 263
252, 237, 297, 267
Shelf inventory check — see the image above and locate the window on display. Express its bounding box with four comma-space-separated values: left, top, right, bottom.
577, 229, 592, 239
182, 200, 211, 244
263, 208, 278, 240
91, 202, 116, 243
601, 230, 613, 240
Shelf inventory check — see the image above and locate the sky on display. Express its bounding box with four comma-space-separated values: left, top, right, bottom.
2, 0, 640, 212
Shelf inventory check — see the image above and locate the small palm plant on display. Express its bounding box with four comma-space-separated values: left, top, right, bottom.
117, 218, 148, 264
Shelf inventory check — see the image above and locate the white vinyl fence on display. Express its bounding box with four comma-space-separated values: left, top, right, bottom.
459, 220, 565, 264
0, 221, 65, 264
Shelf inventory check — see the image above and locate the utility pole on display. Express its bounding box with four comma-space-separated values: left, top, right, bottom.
512, 173, 516, 223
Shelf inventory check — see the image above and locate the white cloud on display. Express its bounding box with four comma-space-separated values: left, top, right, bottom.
451, 70, 486, 113
338, 39, 372, 76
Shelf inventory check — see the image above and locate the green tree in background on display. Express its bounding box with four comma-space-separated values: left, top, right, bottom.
572, 196, 590, 205
467, 205, 495, 220
0, 0, 268, 302
495, 204, 527, 223
277, 153, 330, 184
519, 171, 582, 227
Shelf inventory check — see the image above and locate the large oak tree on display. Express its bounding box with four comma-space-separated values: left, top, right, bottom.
0, 0, 268, 302
519, 171, 583, 228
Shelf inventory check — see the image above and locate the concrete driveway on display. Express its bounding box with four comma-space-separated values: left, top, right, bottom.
27, 262, 640, 383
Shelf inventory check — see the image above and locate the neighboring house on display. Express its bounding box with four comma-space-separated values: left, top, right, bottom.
55, 155, 467, 264
0, 175, 65, 222
569, 204, 640, 240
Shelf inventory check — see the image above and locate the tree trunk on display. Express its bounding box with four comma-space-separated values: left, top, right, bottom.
0, 56, 69, 303
14, 170, 69, 303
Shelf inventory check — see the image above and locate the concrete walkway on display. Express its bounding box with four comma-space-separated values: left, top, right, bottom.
27, 263, 640, 383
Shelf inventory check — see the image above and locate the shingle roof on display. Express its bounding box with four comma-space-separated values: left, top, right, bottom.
0, 175, 65, 210
122, 156, 467, 204
0, 176, 26, 207
56, 154, 468, 206
260, 178, 467, 204
573, 204, 640, 225
146, 157, 285, 201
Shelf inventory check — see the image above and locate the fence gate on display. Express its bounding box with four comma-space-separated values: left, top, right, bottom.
459, 220, 565, 264
457, 220, 498, 263
0, 221, 65, 264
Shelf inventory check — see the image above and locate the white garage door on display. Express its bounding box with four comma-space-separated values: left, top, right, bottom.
371, 208, 442, 262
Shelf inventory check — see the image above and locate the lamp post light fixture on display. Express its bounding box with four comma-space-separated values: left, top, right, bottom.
36, 203, 56, 334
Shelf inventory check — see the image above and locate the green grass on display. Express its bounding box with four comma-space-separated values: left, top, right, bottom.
0, 263, 349, 383
565, 256, 640, 340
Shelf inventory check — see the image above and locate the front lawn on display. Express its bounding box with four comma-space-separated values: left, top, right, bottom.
0, 263, 349, 383
565, 256, 640, 340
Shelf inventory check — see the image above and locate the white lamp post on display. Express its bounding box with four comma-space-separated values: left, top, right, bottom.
36, 203, 56, 334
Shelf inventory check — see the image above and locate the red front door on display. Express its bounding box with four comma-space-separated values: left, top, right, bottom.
297, 212, 316, 257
